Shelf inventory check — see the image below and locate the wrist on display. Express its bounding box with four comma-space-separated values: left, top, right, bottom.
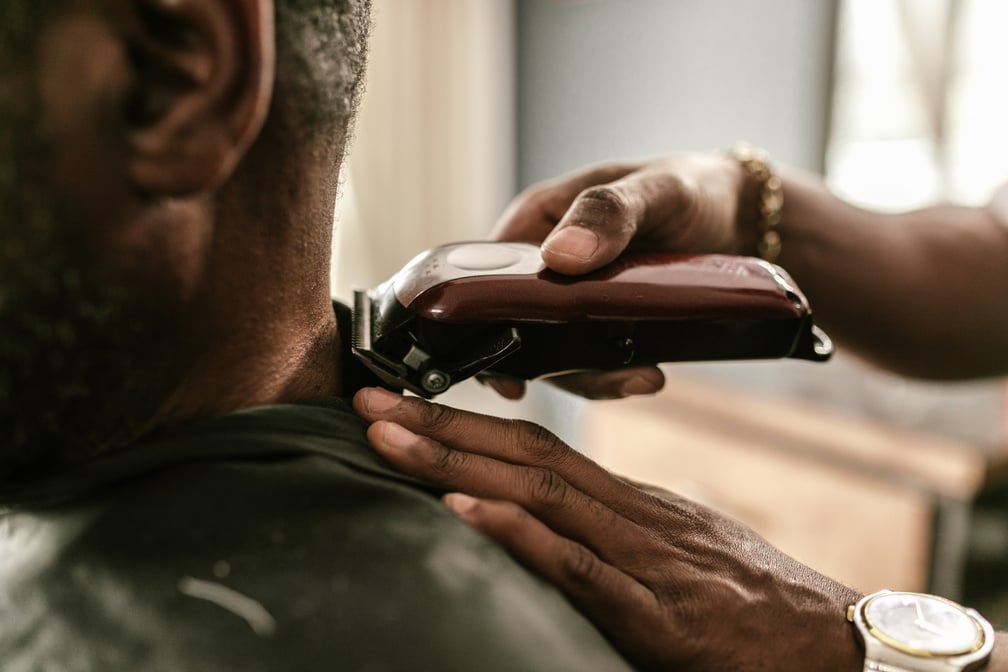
729, 153, 762, 255
728, 143, 783, 262
770, 574, 864, 672
821, 584, 867, 672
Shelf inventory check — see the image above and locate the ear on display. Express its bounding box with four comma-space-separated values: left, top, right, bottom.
124, 0, 275, 197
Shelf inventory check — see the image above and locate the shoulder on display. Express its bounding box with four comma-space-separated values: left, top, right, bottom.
1, 438, 633, 671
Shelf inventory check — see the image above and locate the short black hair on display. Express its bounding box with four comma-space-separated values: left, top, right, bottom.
274, 0, 372, 153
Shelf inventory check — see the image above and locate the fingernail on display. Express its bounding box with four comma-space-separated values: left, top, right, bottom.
443, 493, 479, 515
620, 375, 660, 397
363, 387, 402, 414
380, 422, 417, 449
542, 226, 599, 261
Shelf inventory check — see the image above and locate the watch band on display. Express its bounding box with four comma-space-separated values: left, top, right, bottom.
865, 662, 917, 672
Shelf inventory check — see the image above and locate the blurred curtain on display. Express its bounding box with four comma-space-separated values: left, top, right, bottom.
331, 0, 515, 302
827, 0, 1008, 208
825, 0, 1008, 448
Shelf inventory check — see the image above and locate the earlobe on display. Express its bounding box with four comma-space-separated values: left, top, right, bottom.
124, 0, 275, 197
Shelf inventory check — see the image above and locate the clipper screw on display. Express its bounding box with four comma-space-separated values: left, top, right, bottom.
421, 370, 451, 394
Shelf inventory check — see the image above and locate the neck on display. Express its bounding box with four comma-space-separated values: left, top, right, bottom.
134, 132, 345, 436
147, 297, 343, 434
134, 186, 344, 435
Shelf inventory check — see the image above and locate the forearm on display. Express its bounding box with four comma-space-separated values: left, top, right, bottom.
773, 168, 1008, 379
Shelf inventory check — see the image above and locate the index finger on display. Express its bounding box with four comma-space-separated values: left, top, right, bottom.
365, 419, 638, 558
352, 388, 655, 517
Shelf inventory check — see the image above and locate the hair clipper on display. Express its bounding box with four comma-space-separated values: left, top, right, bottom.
351, 242, 832, 398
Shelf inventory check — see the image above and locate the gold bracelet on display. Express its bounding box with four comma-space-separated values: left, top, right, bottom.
729, 143, 783, 262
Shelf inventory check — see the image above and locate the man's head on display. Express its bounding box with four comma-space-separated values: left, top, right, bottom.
0, 0, 370, 479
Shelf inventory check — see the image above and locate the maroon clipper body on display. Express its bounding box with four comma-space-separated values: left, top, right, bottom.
352, 242, 832, 397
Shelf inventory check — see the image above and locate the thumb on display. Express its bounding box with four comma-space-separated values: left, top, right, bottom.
540, 183, 643, 275
540, 156, 737, 274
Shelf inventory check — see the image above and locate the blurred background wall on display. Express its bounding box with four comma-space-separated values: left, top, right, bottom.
331, 0, 515, 301
514, 0, 835, 183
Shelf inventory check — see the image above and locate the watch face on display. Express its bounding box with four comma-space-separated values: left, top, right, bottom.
863, 592, 984, 657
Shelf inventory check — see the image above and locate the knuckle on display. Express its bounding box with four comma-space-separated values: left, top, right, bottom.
502, 419, 565, 463
515, 184, 548, 209
672, 178, 701, 221
514, 181, 548, 203
576, 185, 630, 219
428, 441, 467, 478
416, 400, 457, 433
561, 543, 602, 586
527, 423, 560, 455
525, 467, 569, 506
507, 184, 560, 225
655, 173, 705, 242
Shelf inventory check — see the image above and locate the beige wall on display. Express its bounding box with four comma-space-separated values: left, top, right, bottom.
331, 0, 515, 303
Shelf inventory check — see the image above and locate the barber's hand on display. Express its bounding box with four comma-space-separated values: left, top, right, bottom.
353, 387, 863, 672
482, 153, 752, 400
496, 153, 752, 275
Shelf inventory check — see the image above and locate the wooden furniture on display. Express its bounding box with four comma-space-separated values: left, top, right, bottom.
583, 373, 1008, 600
